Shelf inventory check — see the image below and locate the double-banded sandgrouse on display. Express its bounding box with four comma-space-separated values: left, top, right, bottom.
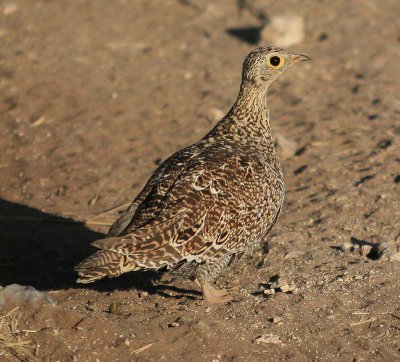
75, 46, 310, 303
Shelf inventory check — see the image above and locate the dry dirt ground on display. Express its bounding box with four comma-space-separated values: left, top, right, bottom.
1, 0, 400, 361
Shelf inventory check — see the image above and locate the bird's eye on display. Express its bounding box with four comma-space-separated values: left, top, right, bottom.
267, 55, 285, 69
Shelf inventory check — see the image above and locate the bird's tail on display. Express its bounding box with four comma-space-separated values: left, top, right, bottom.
75, 211, 187, 283
75, 249, 137, 284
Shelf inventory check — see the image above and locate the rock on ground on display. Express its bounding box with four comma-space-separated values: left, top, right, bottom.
261, 14, 305, 47
0, 284, 53, 310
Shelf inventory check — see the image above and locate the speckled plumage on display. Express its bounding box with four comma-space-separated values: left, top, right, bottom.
75, 46, 310, 303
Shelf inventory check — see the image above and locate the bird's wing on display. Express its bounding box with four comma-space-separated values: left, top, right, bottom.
107, 199, 142, 237
107, 144, 200, 237
93, 144, 276, 269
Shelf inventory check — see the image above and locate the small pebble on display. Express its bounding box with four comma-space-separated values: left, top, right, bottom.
0, 284, 53, 309
339, 242, 355, 252
272, 316, 283, 324
261, 276, 297, 294
108, 301, 122, 315
279, 282, 292, 292
388, 252, 400, 262
254, 333, 282, 345
207, 108, 225, 122
274, 131, 297, 160
284, 250, 304, 259
377, 241, 399, 261
263, 289, 275, 295
261, 14, 305, 47
360, 244, 373, 256
3, 3, 18, 16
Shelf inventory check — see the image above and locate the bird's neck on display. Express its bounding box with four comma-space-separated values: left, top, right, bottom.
208, 82, 274, 147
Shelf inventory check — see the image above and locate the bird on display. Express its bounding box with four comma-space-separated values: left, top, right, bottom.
75, 46, 310, 303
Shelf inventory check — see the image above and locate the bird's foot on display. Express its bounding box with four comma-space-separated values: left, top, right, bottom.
199, 282, 238, 304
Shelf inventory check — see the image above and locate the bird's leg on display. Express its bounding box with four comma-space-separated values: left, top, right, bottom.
194, 278, 236, 304
193, 255, 241, 303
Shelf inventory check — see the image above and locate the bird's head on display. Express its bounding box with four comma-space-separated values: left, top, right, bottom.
242, 46, 310, 87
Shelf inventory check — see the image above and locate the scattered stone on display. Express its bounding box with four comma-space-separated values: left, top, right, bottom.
0, 292, 4, 310
359, 244, 373, 256
377, 241, 400, 262
137, 291, 148, 298
88, 194, 100, 206
260, 276, 298, 295
261, 14, 305, 47
0, 284, 53, 310
279, 282, 292, 293
274, 131, 297, 160
206, 108, 225, 122
3, 3, 19, 16
254, 333, 282, 345
354, 174, 375, 187
389, 253, 400, 262
263, 288, 275, 295
30, 116, 46, 127
284, 250, 304, 259
272, 316, 283, 324
376, 139, 392, 150
340, 239, 400, 262
319, 33, 328, 41
108, 301, 123, 315
339, 242, 356, 252
178, 315, 198, 324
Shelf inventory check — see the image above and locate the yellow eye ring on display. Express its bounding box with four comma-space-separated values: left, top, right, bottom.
267, 55, 285, 70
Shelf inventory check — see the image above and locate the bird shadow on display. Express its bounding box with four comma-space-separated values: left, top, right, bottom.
0, 199, 198, 298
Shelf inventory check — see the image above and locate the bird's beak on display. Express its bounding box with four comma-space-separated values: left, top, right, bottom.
288, 53, 311, 65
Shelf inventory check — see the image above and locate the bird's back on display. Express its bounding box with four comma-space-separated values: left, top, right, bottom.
76, 137, 284, 282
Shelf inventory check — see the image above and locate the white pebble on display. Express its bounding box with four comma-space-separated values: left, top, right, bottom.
0, 284, 53, 309
3, 3, 18, 16
254, 333, 282, 345
261, 14, 305, 47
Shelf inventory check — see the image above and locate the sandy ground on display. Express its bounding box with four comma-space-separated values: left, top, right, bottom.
1, 0, 400, 361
